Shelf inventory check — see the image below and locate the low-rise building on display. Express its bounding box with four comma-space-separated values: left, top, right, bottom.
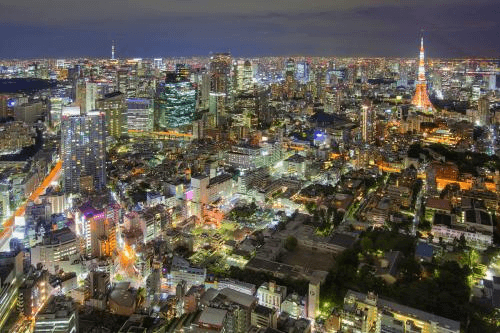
341, 290, 460, 333
257, 281, 287, 311
34, 295, 78, 333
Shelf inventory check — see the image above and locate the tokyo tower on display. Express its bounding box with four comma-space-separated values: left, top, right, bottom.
411, 37, 434, 112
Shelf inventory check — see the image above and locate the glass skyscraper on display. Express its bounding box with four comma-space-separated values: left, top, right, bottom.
155, 77, 197, 129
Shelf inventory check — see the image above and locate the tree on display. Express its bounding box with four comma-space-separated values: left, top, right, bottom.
360, 237, 373, 253
458, 234, 467, 250
285, 236, 298, 252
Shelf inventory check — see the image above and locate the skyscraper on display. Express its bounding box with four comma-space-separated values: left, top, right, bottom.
361, 100, 373, 143
127, 98, 154, 132
411, 37, 433, 112
96, 91, 128, 139
478, 96, 490, 126
209, 53, 231, 127
85, 82, 97, 112
155, 74, 197, 129
61, 108, 106, 194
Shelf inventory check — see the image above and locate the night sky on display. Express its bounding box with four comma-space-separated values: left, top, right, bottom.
1, 0, 499, 59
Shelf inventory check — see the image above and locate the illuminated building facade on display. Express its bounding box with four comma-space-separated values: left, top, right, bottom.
342, 290, 460, 333
18, 270, 50, 317
155, 76, 197, 129
411, 37, 434, 112
126, 98, 154, 132
361, 100, 373, 143
256, 281, 287, 310
209, 53, 231, 127
77, 201, 119, 257
0, 95, 9, 118
61, 109, 106, 194
296, 61, 309, 84
30, 228, 79, 274
34, 295, 78, 333
96, 91, 128, 139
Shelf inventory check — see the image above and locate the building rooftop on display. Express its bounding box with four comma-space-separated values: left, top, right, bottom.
198, 307, 227, 327
37, 295, 75, 319
43, 227, 76, 245
109, 288, 137, 308
217, 288, 257, 308
346, 290, 460, 331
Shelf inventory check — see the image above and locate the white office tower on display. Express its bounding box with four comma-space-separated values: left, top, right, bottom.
34, 295, 78, 333
61, 109, 106, 194
85, 82, 98, 112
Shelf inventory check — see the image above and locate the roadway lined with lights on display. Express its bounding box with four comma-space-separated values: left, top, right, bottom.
0, 160, 63, 250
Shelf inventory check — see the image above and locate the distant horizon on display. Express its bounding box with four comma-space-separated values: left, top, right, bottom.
2, 53, 500, 62
1, 0, 499, 60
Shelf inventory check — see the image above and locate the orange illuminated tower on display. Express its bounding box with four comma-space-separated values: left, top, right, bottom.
411, 37, 433, 112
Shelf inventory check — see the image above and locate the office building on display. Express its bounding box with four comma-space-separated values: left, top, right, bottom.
96, 91, 128, 139
256, 281, 287, 311
0, 121, 35, 155
478, 96, 489, 126
209, 53, 231, 127
169, 256, 206, 288
85, 82, 98, 112
0, 95, 8, 118
14, 101, 44, 123
76, 201, 119, 257
34, 295, 78, 333
61, 109, 106, 194
210, 288, 258, 333
155, 75, 197, 129
0, 252, 23, 331
341, 290, 460, 333
126, 98, 154, 132
18, 270, 50, 317
30, 228, 79, 274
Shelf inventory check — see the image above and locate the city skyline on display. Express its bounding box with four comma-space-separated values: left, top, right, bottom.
1, 0, 500, 59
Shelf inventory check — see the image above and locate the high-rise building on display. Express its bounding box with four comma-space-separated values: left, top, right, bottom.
361, 100, 373, 143
296, 61, 310, 84
478, 96, 490, 126
85, 82, 98, 112
75, 81, 98, 114
155, 75, 197, 129
488, 74, 497, 91
126, 98, 154, 132
209, 53, 231, 127
154, 58, 163, 70
77, 201, 118, 257
235, 60, 254, 94
176, 64, 191, 81
96, 91, 128, 139
0, 95, 8, 119
411, 37, 434, 112
0, 251, 23, 331
116, 68, 129, 94
61, 108, 106, 194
